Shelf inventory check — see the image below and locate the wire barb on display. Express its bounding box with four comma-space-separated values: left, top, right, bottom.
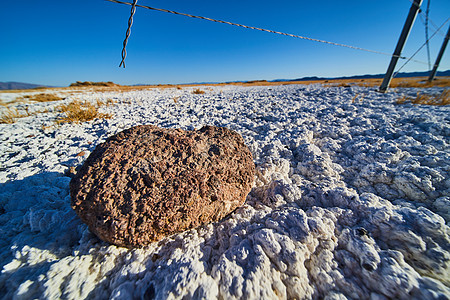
119, 0, 138, 68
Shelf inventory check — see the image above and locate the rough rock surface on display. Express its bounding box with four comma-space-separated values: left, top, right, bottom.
70, 125, 255, 248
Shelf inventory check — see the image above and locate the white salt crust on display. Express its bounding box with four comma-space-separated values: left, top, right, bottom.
0, 84, 449, 299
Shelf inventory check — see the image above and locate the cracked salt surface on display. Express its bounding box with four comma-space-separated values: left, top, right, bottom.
0, 84, 449, 299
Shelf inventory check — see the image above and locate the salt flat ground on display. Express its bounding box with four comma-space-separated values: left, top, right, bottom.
0, 84, 449, 299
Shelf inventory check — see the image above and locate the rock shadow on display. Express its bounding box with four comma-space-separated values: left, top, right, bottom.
84, 192, 315, 299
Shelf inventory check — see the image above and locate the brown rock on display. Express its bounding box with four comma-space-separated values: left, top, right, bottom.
70, 125, 255, 248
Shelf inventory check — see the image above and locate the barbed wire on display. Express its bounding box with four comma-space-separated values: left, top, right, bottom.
107, 0, 431, 66
406, 0, 446, 37
119, 0, 138, 68
427, 16, 447, 37
393, 17, 449, 78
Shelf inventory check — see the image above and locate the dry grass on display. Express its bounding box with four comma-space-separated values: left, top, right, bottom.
0, 106, 49, 124
97, 98, 116, 107
20, 93, 64, 102
397, 90, 449, 106
337, 83, 351, 88
56, 100, 112, 124
192, 88, 206, 94
390, 77, 450, 88
0, 76, 447, 95
1, 76, 448, 99
318, 77, 450, 89
351, 94, 365, 103
0, 108, 26, 124
69, 81, 118, 87
245, 80, 268, 84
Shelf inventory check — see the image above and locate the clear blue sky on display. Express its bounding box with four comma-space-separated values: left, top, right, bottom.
1, 0, 449, 86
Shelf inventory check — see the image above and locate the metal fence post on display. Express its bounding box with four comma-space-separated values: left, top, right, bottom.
428, 24, 450, 82
379, 0, 423, 93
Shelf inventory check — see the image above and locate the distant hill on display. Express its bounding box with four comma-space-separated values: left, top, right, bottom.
272, 70, 450, 82
0, 82, 49, 90
69, 81, 119, 87
2, 70, 449, 90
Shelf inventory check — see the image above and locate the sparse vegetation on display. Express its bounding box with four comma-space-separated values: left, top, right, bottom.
20, 93, 63, 102
337, 83, 351, 88
351, 94, 364, 103
320, 77, 450, 89
397, 90, 449, 106
56, 100, 112, 123
245, 80, 268, 84
69, 81, 118, 87
390, 77, 450, 88
96, 98, 116, 107
1, 76, 446, 96
0, 108, 25, 124
192, 88, 205, 94
0, 105, 51, 124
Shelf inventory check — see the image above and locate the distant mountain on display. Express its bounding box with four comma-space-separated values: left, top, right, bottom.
0, 82, 49, 90
272, 70, 450, 82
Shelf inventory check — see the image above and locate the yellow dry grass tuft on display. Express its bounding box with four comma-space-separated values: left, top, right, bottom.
56, 100, 112, 124
0, 105, 51, 124
0, 108, 26, 124
192, 88, 205, 95
20, 93, 64, 102
351, 94, 359, 103
397, 90, 449, 106
96, 98, 116, 107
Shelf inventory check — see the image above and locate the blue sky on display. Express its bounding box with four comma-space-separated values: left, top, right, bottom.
1, 0, 449, 86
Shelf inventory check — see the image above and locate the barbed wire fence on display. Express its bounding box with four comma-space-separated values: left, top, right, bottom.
391, 0, 449, 79
393, 17, 449, 78
109, 0, 447, 81
118, 0, 138, 68
407, 0, 446, 37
